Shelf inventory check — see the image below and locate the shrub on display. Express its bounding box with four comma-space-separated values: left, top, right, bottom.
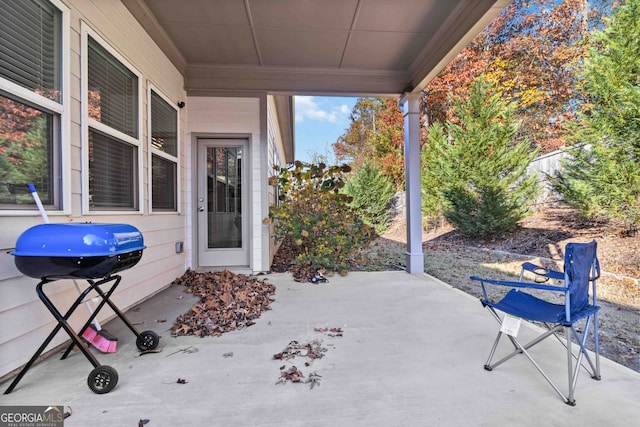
269, 161, 374, 273
343, 162, 395, 234
434, 76, 540, 238
421, 122, 449, 227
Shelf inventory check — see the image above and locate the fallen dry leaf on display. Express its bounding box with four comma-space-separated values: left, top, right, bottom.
276, 366, 304, 384
315, 326, 344, 337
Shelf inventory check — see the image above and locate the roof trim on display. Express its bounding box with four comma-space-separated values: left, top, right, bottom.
273, 95, 294, 163
408, 0, 510, 93
121, 0, 188, 73
185, 64, 409, 97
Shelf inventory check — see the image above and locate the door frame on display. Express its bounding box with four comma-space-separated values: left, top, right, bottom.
191, 134, 252, 270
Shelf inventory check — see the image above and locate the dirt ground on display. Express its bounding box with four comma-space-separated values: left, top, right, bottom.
379, 205, 640, 373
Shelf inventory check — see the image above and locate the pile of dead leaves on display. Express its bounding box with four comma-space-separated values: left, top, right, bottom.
270, 237, 314, 281
170, 269, 276, 337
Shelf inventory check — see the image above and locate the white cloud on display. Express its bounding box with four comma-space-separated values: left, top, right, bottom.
295, 96, 351, 123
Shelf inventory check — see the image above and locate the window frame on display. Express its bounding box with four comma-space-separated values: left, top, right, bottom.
0, 0, 70, 216
81, 23, 143, 214
148, 85, 180, 214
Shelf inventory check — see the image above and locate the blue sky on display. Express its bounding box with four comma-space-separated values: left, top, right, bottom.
294, 96, 358, 164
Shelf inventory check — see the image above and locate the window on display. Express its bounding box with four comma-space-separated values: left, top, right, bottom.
85, 32, 140, 211
149, 89, 178, 212
0, 0, 65, 210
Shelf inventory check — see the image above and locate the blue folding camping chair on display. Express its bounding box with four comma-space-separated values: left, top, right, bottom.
470, 240, 601, 405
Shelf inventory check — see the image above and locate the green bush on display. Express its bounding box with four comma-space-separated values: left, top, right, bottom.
343, 162, 395, 234
269, 161, 374, 272
433, 76, 540, 238
421, 122, 448, 227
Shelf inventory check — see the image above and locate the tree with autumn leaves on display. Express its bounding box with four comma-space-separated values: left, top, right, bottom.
333, 97, 407, 189
337, 0, 617, 168
424, 0, 616, 152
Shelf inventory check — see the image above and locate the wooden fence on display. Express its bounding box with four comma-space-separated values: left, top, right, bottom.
527, 147, 570, 206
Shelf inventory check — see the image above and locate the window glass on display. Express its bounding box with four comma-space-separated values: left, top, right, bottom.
0, 0, 61, 102
151, 154, 176, 211
86, 34, 139, 211
0, 0, 63, 210
150, 89, 178, 212
0, 93, 56, 207
150, 91, 177, 156
88, 36, 138, 138
88, 129, 137, 209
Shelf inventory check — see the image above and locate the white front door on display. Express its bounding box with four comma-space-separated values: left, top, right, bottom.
197, 138, 249, 268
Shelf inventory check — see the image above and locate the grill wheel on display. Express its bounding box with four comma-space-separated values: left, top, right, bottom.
88, 365, 119, 394
136, 330, 160, 351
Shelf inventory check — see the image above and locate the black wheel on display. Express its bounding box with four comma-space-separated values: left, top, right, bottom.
136, 330, 160, 351
88, 365, 118, 394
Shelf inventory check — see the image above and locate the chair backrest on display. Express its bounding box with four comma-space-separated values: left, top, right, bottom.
564, 240, 598, 315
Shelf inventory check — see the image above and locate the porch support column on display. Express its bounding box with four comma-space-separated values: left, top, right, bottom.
400, 93, 424, 274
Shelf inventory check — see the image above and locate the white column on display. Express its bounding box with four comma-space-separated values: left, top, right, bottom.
400, 94, 424, 274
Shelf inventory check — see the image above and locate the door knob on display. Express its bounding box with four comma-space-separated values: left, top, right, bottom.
198, 206, 205, 212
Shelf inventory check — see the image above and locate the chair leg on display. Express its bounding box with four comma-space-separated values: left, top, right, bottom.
484, 331, 503, 371
570, 321, 599, 379
566, 326, 576, 406
593, 312, 601, 380
551, 316, 601, 382
484, 307, 522, 371
505, 333, 571, 403
482, 309, 573, 404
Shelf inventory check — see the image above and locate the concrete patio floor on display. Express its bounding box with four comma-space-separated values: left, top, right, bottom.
1, 271, 639, 426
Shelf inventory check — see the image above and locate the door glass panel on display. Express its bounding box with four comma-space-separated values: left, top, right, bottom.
207, 147, 242, 248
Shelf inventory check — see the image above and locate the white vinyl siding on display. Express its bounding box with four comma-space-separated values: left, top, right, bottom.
266, 95, 288, 266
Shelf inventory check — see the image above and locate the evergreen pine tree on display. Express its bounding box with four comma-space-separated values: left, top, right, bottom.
344, 161, 395, 234
553, 0, 640, 232
437, 75, 540, 238
421, 122, 449, 226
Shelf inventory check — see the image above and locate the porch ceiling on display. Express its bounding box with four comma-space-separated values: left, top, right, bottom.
122, 0, 509, 96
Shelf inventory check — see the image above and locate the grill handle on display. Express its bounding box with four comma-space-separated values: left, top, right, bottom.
29, 183, 49, 224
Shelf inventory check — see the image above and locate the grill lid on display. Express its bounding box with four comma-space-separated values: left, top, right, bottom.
12, 223, 146, 257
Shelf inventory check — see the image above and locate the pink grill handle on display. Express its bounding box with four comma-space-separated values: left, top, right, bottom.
28, 183, 49, 224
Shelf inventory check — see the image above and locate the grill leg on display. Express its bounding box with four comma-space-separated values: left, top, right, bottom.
61, 275, 149, 357
5, 280, 101, 394
61, 276, 120, 359
90, 275, 148, 340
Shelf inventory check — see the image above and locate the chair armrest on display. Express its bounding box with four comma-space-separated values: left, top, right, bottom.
521, 262, 564, 281
470, 276, 569, 292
